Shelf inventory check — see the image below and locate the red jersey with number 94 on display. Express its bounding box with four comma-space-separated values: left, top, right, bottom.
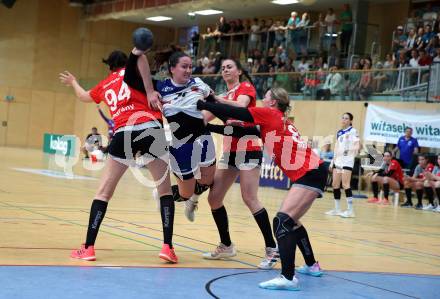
89, 68, 162, 130
249, 107, 322, 182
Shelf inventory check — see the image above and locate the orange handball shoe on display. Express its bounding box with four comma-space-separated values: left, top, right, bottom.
71, 244, 96, 261
159, 244, 178, 264
367, 197, 379, 203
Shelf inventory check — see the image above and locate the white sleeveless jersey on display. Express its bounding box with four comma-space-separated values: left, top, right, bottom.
334, 126, 359, 168
156, 77, 210, 119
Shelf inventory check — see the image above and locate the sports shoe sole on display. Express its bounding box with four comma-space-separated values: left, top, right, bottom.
159, 253, 178, 263
202, 252, 237, 260
258, 285, 300, 291
296, 269, 323, 277
71, 255, 96, 261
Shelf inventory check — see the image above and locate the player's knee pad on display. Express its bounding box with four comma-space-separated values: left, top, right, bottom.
194, 181, 212, 195
273, 212, 296, 240
333, 188, 341, 200
345, 188, 353, 198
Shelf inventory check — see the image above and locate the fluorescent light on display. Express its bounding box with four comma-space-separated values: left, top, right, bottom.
146, 16, 172, 22
193, 9, 223, 15
271, 0, 300, 5
188, 12, 196, 16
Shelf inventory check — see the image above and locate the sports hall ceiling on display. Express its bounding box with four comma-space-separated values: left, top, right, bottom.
87, 0, 403, 27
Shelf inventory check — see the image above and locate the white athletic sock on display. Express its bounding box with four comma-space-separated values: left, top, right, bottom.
334, 200, 340, 211
346, 197, 353, 211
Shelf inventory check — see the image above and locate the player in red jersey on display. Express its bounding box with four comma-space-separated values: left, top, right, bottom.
368, 151, 404, 205
198, 59, 277, 270
424, 154, 440, 212
59, 50, 178, 263
197, 87, 327, 291
402, 154, 435, 210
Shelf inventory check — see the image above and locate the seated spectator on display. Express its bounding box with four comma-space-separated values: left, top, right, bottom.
402, 154, 435, 209
297, 56, 310, 74
372, 62, 387, 92
266, 47, 275, 66
422, 24, 436, 45
422, 3, 438, 26
414, 27, 425, 50
434, 47, 440, 62
193, 59, 203, 75
405, 28, 417, 51
275, 46, 288, 64
347, 62, 361, 100
383, 53, 397, 90
316, 65, 344, 100
367, 151, 404, 205
327, 43, 341, 67
418, 49, 432, 82
202, 27, 216, 57
424, 154, 440, 212
82, 127, 102, 159
392, 25, 407, 55
359, 60, 373, 100
426, 35, 440, 56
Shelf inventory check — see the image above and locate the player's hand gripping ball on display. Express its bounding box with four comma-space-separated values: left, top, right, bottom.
132, 27, 154, 51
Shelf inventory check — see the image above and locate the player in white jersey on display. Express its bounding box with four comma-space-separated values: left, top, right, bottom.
129, 50, 216, 211
326, 112, 360, 218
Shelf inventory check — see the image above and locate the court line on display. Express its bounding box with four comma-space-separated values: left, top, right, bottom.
205, 270, 262, 299
0, 201, 257, 268
102, 214, 266, 259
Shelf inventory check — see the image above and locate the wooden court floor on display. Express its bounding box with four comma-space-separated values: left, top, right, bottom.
1, 146, 440, 276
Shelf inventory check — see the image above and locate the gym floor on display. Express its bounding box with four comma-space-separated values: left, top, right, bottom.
1, 147, 439, 299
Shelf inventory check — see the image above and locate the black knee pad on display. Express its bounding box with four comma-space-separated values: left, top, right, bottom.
345, 188, 353, 198
333, 188, 341, 200
273, 212, 296, 240
171, 185, 189, 202
194, 181, 212, 195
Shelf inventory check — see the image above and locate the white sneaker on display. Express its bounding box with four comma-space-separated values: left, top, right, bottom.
325, 209, 341, 216
339, 210, 355, 218
422, 204, 435, 211
434, 206, 440, 213
296, 262, 323, 277
184, 195, 199, 222
202, 243, 236, 260
259, 275, 300, 291
152, 188, 160, 212
258, 247, 279, 270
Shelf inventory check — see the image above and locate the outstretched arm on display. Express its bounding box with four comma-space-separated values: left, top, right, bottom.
197, 100, 254, 123
59, 71, 93, 103
206, 123, 260, 138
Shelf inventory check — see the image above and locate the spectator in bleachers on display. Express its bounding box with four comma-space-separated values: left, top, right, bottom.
191, 31, 200, 57
359, 60, 373, 101
392, 25, 407, 55
434, 47, 440, 62
275, 46, 288, 64
347, 62, 361, 100
383, 53, 397, 89
405, 28, 417, 51
297, 56, 309, 73
414, 26, 426, 50
266, 18, 275, 50
255, 57, 270, 98
426, 35, 439, 56
249, 18, 261, 56
297, 12, 311, 56
324, 8, 337, 51
316, 65, 344, 100
422, 3, 437, 26
243, 19, 251, 58
418, 49, 432, 82
193, 59, 203, 75
314, 13, 327, 52
287, 11, 300, 53
202, 27, 216, 58
272, 20, 286, 48
231, 19, 245, 59
372, 62, 387, 92
217, 16, 231, 56
406, 10, 418, 33
422, 24, 436, 45
339, 4, 353, 55
266, 47, 275, 66
409, 49, 420, 68
397, 50, 408, 67
327, 43, 341, 68
392, 127, 419, 170
260, 19, 268, 52
319, 143, 334, 161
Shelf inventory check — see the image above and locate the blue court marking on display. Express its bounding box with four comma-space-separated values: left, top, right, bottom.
0, 266, 437, 299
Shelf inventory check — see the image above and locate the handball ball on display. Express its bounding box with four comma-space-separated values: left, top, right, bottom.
132, 27, 154, 51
